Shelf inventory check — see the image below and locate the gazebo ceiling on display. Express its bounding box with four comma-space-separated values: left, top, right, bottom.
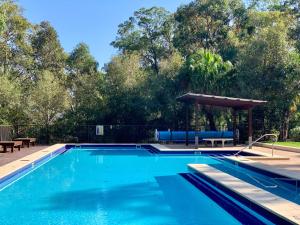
177, 93, 267, 110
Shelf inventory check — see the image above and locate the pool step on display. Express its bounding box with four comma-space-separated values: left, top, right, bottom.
188, 164, 300, 225
180, 173, 268, 225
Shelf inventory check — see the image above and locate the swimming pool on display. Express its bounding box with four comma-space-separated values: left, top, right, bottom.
0, 146, 284, 225
212, 157, 300, 205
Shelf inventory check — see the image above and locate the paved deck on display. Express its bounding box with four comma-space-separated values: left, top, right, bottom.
0, 144, 65, 181
189, 164, 300, 225
0, 145, 50, 166
229, 146, 300, 180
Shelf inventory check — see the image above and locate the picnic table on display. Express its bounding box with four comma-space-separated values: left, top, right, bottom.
13, 138, 37, 148
0, 141, 23, 153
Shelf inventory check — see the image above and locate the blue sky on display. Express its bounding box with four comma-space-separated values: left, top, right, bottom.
18, 0, 191, 67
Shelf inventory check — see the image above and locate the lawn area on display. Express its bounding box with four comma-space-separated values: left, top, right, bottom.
274, 142, 300, 148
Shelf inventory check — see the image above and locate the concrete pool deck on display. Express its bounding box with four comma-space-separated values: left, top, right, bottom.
0, 145, 50, 166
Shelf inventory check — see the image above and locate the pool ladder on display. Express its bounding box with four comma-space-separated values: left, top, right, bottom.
234, 133, 278, 157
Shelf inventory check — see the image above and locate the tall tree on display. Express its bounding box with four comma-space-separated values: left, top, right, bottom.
0, 74, 22, 124
237, 11, 300, 140
67, 42, 98, 77
104, 52, 149, 124
112, 7, 174, 74
28, 70, 70, 130
31, 21, 66, 77
174, 0, 246, 58
0, 0, 32, 76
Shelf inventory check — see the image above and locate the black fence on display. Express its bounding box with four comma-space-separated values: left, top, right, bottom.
0, 124, 170, 144
0, 119, 267, 144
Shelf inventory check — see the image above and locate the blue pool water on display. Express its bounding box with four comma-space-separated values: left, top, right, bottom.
0, 147, 276, 225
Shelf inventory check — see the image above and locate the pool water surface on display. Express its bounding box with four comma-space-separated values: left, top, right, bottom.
0, 147, 273, 225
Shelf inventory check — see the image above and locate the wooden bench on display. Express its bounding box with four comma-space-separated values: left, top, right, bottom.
13, 138, 37, 148
0, 141, 23, 153
203, 138, 233, 147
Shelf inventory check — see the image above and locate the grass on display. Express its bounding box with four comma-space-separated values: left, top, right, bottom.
273, 141, 300, 148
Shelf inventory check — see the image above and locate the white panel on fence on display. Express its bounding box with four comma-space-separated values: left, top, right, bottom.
96, 125, 104, 136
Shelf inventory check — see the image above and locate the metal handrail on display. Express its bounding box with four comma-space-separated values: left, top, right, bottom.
234, 133, 278, 157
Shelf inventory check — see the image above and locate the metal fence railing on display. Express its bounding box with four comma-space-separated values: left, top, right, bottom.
0, 122, 265, 144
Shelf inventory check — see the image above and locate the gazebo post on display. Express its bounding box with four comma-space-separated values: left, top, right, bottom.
195, 102, 200, 149
185, 104, 189, 146
232, 109, 237, 146
248, 108, 253, 149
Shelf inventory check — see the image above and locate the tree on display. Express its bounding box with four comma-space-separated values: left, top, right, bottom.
112, 7, 174, 74
67, 73, 105, 125
0, 74, 22, 124
179, 49, 233, 130
31, 21, 66, 77
236, 11, 300, 140
0, 0, 32, 76
104, 52, 149, 124
28, 71, 70, 134
181, 49, 233, 94
67, 42, 98, 77
174, 0, 246, 58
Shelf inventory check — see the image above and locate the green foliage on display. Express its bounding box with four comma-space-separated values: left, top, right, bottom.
104, 52, 149, 124
174, 0, 246, 57
31, 21, 66, 77
67, 43, 98, 77
181, 49, 233, 94
68, 72, 105, 124
290, 127, 300, 141
0, 0, 32, 76
0, 74, 22, 124
28, 70, 70, 126
112, 7, 174, 74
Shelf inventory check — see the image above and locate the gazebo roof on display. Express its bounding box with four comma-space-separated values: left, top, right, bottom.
177, 93, 267, 110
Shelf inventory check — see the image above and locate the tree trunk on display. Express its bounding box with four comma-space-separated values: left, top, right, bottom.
203, 107, 217, 130
281, 110, 290, 141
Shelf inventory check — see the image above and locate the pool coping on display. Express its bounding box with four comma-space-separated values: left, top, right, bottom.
225, 155, 300, 181
153, 144, 290, 159
0, 144, 66, 183
188, 164, 300, 225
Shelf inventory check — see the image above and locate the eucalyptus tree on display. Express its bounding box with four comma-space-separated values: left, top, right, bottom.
174, 0, 247, 60
112, 7, 174, 74
31, 21, 66, 78
104, 52, 149, 124
67, 42, 98, 77
236, 11, 300, 140
0, 74, 22, 124
28, 70, 70, 142
0, 0, 32, 76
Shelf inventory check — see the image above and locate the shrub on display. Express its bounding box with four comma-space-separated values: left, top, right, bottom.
290, 127, 300, 141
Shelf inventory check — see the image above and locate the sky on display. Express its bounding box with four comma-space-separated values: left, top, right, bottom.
18, 0, 191, 67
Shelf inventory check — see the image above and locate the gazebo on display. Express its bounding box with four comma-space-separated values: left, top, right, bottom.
176, 93, 267, 147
